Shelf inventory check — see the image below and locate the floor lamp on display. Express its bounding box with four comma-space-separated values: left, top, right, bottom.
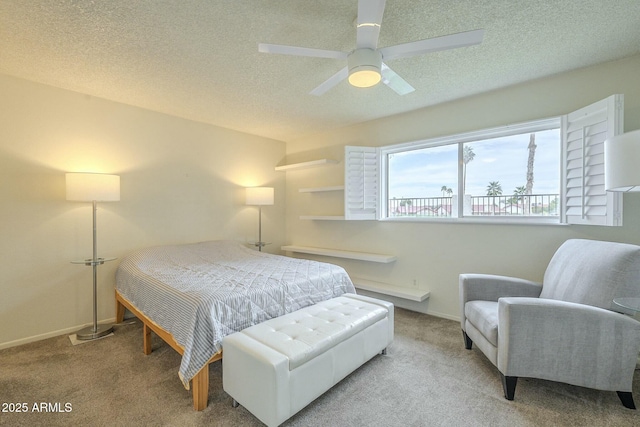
66, 172, 120, 340
605, 129, 640, 317
605, 130, 640, 192
246, 187, 274, 251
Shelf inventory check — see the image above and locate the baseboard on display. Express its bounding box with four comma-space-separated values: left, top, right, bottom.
426, 310, 460, 322
0, 317, 117, 350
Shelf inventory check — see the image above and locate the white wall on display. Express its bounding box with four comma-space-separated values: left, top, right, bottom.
0, 74, 286, 348
3, 54, 639, 347
284, 54, 640, 320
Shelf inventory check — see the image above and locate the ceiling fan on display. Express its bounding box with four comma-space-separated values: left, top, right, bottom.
258, 0, 484, 96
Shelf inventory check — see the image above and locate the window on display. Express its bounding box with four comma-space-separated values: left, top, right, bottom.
346, 94, 624, 225
385, 121, 560, 219
387, 142, 459, 218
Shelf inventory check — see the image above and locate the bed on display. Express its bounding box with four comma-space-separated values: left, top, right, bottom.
114, 240, 355, 410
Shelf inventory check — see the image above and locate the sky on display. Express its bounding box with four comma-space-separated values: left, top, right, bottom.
388, 129, 560, 199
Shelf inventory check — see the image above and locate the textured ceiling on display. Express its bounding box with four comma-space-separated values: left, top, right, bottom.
1, 0, 639, 142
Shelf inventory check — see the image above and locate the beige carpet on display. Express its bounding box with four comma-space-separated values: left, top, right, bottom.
1, 308, 638, 426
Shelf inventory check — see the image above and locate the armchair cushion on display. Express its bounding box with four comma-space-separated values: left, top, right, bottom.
459, 273, 542, 331
541, 239, 640, 308
464, 301, 499, 346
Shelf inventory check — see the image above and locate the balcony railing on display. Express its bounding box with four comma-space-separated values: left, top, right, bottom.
388, 194, 559, 218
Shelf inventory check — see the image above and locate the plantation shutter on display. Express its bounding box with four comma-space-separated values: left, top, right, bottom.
561, 94, 623, 226
345, 146, 379, 220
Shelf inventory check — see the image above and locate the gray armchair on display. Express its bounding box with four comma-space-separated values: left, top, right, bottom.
460, 239, 640, 409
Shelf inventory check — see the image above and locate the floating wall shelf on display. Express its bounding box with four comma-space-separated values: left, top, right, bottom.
281, 245, 396, 263
299, 186, 344, 193
275, 159, 338, 172
351, 277, 430, 302
299, 215, 345, 221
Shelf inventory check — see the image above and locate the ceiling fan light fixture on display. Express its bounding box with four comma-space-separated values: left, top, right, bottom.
349, 67, 381, 87
357, 22, 380, 29
348, 48, 382, 88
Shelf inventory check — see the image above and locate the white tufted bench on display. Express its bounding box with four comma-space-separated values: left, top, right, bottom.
222, 293, 394, 427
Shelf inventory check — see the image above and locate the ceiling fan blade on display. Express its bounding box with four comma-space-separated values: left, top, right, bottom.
379, 29, 484, 61
381, 63, 415, 95
310, 66, 349, 96
356, 0, 386, 49
259, 43, 347, 60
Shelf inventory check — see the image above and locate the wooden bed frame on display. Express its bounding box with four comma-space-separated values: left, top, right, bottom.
115, 290, 222, 411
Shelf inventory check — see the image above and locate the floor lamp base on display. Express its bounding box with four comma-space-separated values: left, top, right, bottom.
75, 324, 114, 340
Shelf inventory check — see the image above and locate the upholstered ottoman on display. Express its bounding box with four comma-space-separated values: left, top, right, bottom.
222, 293, 394, 427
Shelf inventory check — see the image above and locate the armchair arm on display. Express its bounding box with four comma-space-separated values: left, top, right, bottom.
459, 274, 542, 329
497, 297, 640, 392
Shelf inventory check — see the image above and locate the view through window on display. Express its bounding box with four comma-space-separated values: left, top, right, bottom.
387, 127, 560, 219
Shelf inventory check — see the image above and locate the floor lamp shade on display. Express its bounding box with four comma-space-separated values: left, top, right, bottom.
246, 187, 274, 206
66, 173, 120, 201
605, 130, 640, 192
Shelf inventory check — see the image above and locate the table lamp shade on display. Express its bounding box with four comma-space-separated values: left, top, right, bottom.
66, 173, 120, 201
605, 130, 640, 192
246, 187, 274, 206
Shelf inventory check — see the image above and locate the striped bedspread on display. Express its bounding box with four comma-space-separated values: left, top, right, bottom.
115, 240, 355, 388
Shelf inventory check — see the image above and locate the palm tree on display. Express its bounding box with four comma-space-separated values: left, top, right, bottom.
526, 134, 536, 195
463, 145, 475, 195
486, 181, 502, 196
399, 198, 413, 215
512, 186, 526, 202
507, 186, 527, 214
441, 186, 452, 197
514, 185, 526, 194
485, 181, 503, 215
525, 134, 536, 215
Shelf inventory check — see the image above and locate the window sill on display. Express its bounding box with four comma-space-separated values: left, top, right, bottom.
380, 216, 567, 226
